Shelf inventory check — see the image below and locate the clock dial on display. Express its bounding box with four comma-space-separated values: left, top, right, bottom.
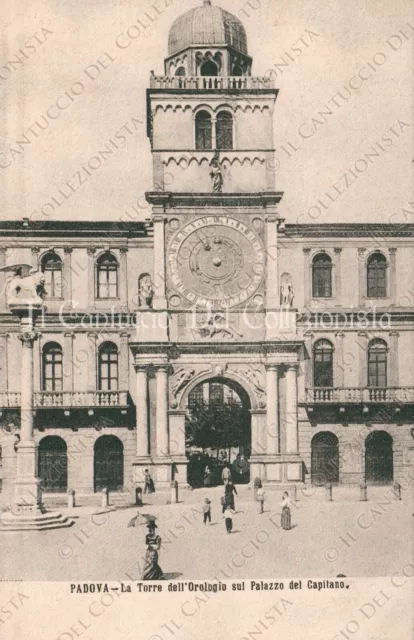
168, 216, 265, 308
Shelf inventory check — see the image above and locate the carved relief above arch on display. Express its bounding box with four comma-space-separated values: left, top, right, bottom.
173, 364, 261, 411
163, 155, 266, 168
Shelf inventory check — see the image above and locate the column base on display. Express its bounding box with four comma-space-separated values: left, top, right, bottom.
133, 457, 172, 489
0, 509, 74, 532
250, 455, 304, 484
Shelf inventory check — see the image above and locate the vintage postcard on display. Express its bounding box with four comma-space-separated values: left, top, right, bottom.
0, 0, 412, 638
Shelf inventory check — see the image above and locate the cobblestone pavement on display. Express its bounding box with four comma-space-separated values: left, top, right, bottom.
1, 484, 411, 581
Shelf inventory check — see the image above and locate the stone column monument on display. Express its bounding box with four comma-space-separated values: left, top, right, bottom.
0, 264, 73, 531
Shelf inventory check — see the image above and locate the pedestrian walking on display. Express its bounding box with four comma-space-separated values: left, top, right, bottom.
203, 465, 212, 487
142, 518, 164, 580
257, 484, 265, 514
203, 498, 211, 524
224, 480, 237, 510
281, 491, 292, 530
221, 464, 232, 486
223, 506, 235, 534
144, 468, 155, 494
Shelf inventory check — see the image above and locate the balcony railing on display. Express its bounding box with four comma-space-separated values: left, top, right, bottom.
150, 75, 274, 90
304, 387, 414, 404
0, 391, 129, 409
0, 392, 21, 408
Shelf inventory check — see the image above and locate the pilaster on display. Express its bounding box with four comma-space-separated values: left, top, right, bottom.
63, 247, 73, 307
87, 247, 96, 309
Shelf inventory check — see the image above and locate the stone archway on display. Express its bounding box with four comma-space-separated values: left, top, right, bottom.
183, 376, 252, 487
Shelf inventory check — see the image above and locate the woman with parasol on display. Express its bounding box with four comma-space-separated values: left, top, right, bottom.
128, 512, 164, 580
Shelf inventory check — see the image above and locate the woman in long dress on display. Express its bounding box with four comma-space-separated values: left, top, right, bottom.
280, 491, 292, 530
203, 465, 212, 487
142, 519, 164, 580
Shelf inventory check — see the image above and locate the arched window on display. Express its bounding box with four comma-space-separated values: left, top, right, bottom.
195, 110, 212, 150
233, 65, 243, 76
200, 60, 218, 76
94, 435, 124, 492
216, 111, 233, 150
311, 432, 339, 485
313, 339, 333, 388
368, 339, 387, 388
312, 253, 332, 298
42, 342, 63, 392
98, 342, 118, 391
96, 252, 118, 299
41, 252, 63, 299
367, 252, 387, 298
175, 66, 186, 76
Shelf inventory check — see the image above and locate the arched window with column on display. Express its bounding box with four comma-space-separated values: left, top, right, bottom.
42, 342, 63, 392
175, 66, 186, 76
313, 339, 333, 388
195, 110, 213, 150
96, 252, 118, 299
312, 253, 332, 298
41, 252, 63, 299
98, 342, 118, 391
368, 339, 387, 388
216, 111, 233, 150
367, 252, 387, 298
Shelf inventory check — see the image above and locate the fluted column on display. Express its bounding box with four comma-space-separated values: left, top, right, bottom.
87, 247, 96, 309
63, 247, 73, 306
266, 215, 278, 307
153, 215, 167, 309
119, 247, 128, 309
389, 248, 397, 305
135, 366, 149, 457
335, 331, 345, 387
0, 247, 7, 311
156, 365, 169, 456
63, 332, 74, 392
87, 333, 97, 391
334, 248, 342, 300
303, 248, 311, 307
266, 365, 279, 454
285, 365, 298, 454
357, 248, 366, 306
119, 332, 129, 390
389, 331, 399, 387
19, 330, 38, 442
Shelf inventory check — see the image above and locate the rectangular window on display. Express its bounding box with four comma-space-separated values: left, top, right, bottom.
99, 352, 118, 390
368, 353, 387, 387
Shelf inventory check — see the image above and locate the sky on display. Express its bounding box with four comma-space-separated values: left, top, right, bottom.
0, 0, 412, 224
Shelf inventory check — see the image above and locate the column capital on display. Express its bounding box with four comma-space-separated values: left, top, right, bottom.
389, 331, 400, 338
153, 214, 166, 224
334, 247, 342, 254
265, 215, 277, 223
63, 247, 73, 254
357, 247, 366, 257
285, 363, 298, 372
64, 332, 75, 339
87, 247, 97, 256
120, 331, 131, 339
31, 246, 40, 254
134, 364, 148, 373
87, 332, 98, 340
389, 247, 397, 255
18, 331, 38, 347
335, 331, 345, 338
265, 364, 279, 372
303, 247, 311, 255
120, 246, 129, 254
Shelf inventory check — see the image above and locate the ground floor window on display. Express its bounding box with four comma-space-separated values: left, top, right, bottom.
365, 431, 393, 484
311, 432, 339, 485
38, 436, 68, 492
94, 435, 124, 492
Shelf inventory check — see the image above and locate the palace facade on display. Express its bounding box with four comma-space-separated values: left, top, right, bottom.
0, 0, 413, 502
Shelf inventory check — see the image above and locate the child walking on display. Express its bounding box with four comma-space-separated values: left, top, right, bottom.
223, 506, 235, 534
257, 483, 265, 514
203, 498, 211, 525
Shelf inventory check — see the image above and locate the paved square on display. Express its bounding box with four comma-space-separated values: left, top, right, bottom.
1, 485, 411, 581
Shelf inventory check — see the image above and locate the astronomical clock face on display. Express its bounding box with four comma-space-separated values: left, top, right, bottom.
167, 216, 265, 308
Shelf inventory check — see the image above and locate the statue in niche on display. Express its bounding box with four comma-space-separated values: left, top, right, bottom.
210, 152, 223, 193
0, 264, 46, 306
280, 272, 294, 307
138, 273, 154, 309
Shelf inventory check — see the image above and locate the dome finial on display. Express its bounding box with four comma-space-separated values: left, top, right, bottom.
203, 0, 212, 6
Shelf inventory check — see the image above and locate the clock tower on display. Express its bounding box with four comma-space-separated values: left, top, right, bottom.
130, 0, 304, 488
